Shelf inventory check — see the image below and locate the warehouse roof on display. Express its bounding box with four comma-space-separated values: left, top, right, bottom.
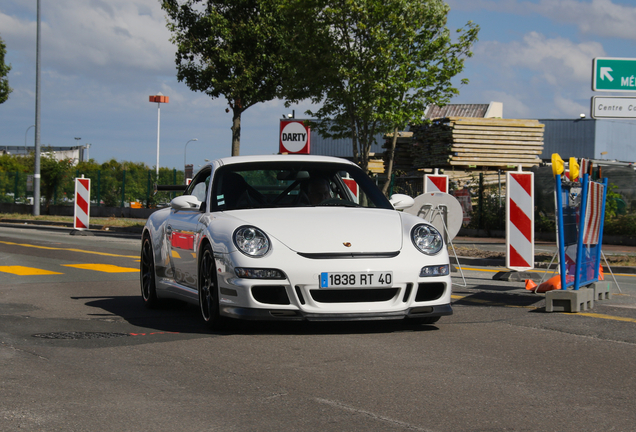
425, 101, 503, 119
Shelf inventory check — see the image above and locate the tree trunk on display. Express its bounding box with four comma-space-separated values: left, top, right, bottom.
350, 123, 359, 165
381, 127, 399, 196
231, 107, 241, 156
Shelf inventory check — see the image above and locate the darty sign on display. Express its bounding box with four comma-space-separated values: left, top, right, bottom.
279, 120, 310, 154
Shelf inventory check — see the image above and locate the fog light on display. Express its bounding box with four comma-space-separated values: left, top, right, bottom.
235, 268, 285, 279
419, 265, 449, 277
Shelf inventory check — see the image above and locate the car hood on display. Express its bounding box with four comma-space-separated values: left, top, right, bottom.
228, 207, 403, 253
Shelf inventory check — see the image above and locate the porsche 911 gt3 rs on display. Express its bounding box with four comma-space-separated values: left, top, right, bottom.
140, 155, 452, 328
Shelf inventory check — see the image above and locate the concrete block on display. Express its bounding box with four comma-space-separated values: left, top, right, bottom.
545, 288, 594, 313
588, 283, 612, 301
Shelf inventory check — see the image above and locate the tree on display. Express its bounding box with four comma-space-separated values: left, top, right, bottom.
0, 35, 12, 104
285, 0, 478, 182
162, 0, 302, 156
22, 150, 74, 213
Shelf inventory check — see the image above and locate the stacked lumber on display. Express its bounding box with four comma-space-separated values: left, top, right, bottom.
367, 159, 384, 174
382, 132, 414, 172
407, 117, 544, 170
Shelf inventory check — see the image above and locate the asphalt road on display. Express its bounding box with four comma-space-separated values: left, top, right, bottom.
1, 226, 636, 431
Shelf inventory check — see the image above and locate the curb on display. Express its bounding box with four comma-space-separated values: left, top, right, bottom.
0, 220, 143, 237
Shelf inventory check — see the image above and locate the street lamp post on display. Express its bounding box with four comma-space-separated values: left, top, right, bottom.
149, 93, 170, 177
183, 138, 198, 182
33, 0, 41, 216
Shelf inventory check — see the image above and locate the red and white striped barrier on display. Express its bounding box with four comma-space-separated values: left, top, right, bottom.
343, 178, 359, 204
579, 159, 589, 179
74, 177, 91, 230
583, 180, 604, 245
506, 169, 534, 271
424, 172, 448, 193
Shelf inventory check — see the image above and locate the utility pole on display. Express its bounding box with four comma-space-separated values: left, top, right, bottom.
33, 0, 41, 216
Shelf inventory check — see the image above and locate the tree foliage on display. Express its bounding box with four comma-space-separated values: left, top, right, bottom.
0, 154, 184, 208
161, 0, 301, 156
0, 34, 12, 104
284, 0, 479, 178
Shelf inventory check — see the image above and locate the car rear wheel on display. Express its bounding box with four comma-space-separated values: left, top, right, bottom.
199, 244, 223, 328
140, 235, 158, 308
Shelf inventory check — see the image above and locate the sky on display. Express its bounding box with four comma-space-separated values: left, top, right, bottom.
1, 0, 635, 170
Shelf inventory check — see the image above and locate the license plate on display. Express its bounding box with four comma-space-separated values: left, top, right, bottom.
319, 272, 393, 288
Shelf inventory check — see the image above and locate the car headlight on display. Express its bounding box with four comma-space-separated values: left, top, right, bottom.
233, 226, 270, 257
419, 264, 449, 277
411, 224, 443, 255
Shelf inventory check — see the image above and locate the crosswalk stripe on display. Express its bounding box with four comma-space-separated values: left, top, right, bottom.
0, 266, 63, 276
62, 264, 138, 273
0, 240, 138, 259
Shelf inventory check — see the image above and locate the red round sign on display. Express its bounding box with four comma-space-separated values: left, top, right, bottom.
280, 121, 310, 154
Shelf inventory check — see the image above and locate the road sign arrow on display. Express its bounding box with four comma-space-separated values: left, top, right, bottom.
600, 67, 614, 82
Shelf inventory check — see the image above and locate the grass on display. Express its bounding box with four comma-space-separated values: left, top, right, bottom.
0, 213, 146, 228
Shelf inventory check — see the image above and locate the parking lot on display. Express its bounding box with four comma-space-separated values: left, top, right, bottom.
1, 225, 636, 431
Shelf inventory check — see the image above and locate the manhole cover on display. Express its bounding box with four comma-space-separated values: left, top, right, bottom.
32, 332, 131, 340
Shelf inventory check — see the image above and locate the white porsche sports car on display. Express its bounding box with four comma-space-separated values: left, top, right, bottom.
140, 155, 452, 328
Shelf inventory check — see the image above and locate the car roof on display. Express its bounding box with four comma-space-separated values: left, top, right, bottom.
214, 154, 357, 167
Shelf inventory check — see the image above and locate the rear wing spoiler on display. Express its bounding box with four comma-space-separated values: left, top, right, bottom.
154, 184, 187, 196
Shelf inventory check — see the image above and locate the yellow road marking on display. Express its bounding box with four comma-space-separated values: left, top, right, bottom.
0, 266, 63, 276
62, 264, 138, 273
171, 250, 181, 259
0, 240, 138, 259
457, 267, 502, 273
578, 313, 636, 323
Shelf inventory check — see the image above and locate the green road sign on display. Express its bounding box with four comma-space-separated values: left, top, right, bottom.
593, 58, 636, 92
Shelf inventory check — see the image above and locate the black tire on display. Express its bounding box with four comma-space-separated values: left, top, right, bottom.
199, 244, 223, 329
140, 235, 158, 308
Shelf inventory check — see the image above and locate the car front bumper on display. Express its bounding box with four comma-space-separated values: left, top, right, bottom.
220, 303, 452, 322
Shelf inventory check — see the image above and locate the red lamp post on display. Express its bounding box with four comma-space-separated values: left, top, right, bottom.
149, 93, 169, 177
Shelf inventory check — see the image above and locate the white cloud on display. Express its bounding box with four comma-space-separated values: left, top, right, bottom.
485, 91, 532, 118
530, 0, 636, 40
553, 94, 588, 117
1, 0, 175, 82
46, 0, 174, 78
448, 0, 636, 40
475, 32, 605, 83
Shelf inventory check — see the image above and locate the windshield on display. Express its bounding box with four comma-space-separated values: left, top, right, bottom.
211, 161, 392, 211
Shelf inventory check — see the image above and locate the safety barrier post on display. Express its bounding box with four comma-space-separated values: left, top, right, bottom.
73, 176, 90, 230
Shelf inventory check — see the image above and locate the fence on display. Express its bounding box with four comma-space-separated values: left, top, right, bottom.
0, 169, 185, 209
390, 165, 636, 236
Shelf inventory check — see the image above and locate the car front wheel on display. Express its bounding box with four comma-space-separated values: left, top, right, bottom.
199, 244, 222, 328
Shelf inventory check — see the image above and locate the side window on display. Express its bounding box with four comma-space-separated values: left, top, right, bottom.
186, 169, 211, 204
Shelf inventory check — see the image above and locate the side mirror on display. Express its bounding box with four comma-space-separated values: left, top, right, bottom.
170, 195, 202, 211
389, 193, 414, 210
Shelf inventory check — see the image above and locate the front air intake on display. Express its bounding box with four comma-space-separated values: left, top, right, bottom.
251, 286, 290, 305
310, 288, 399, 303
415, 282, 446, 302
